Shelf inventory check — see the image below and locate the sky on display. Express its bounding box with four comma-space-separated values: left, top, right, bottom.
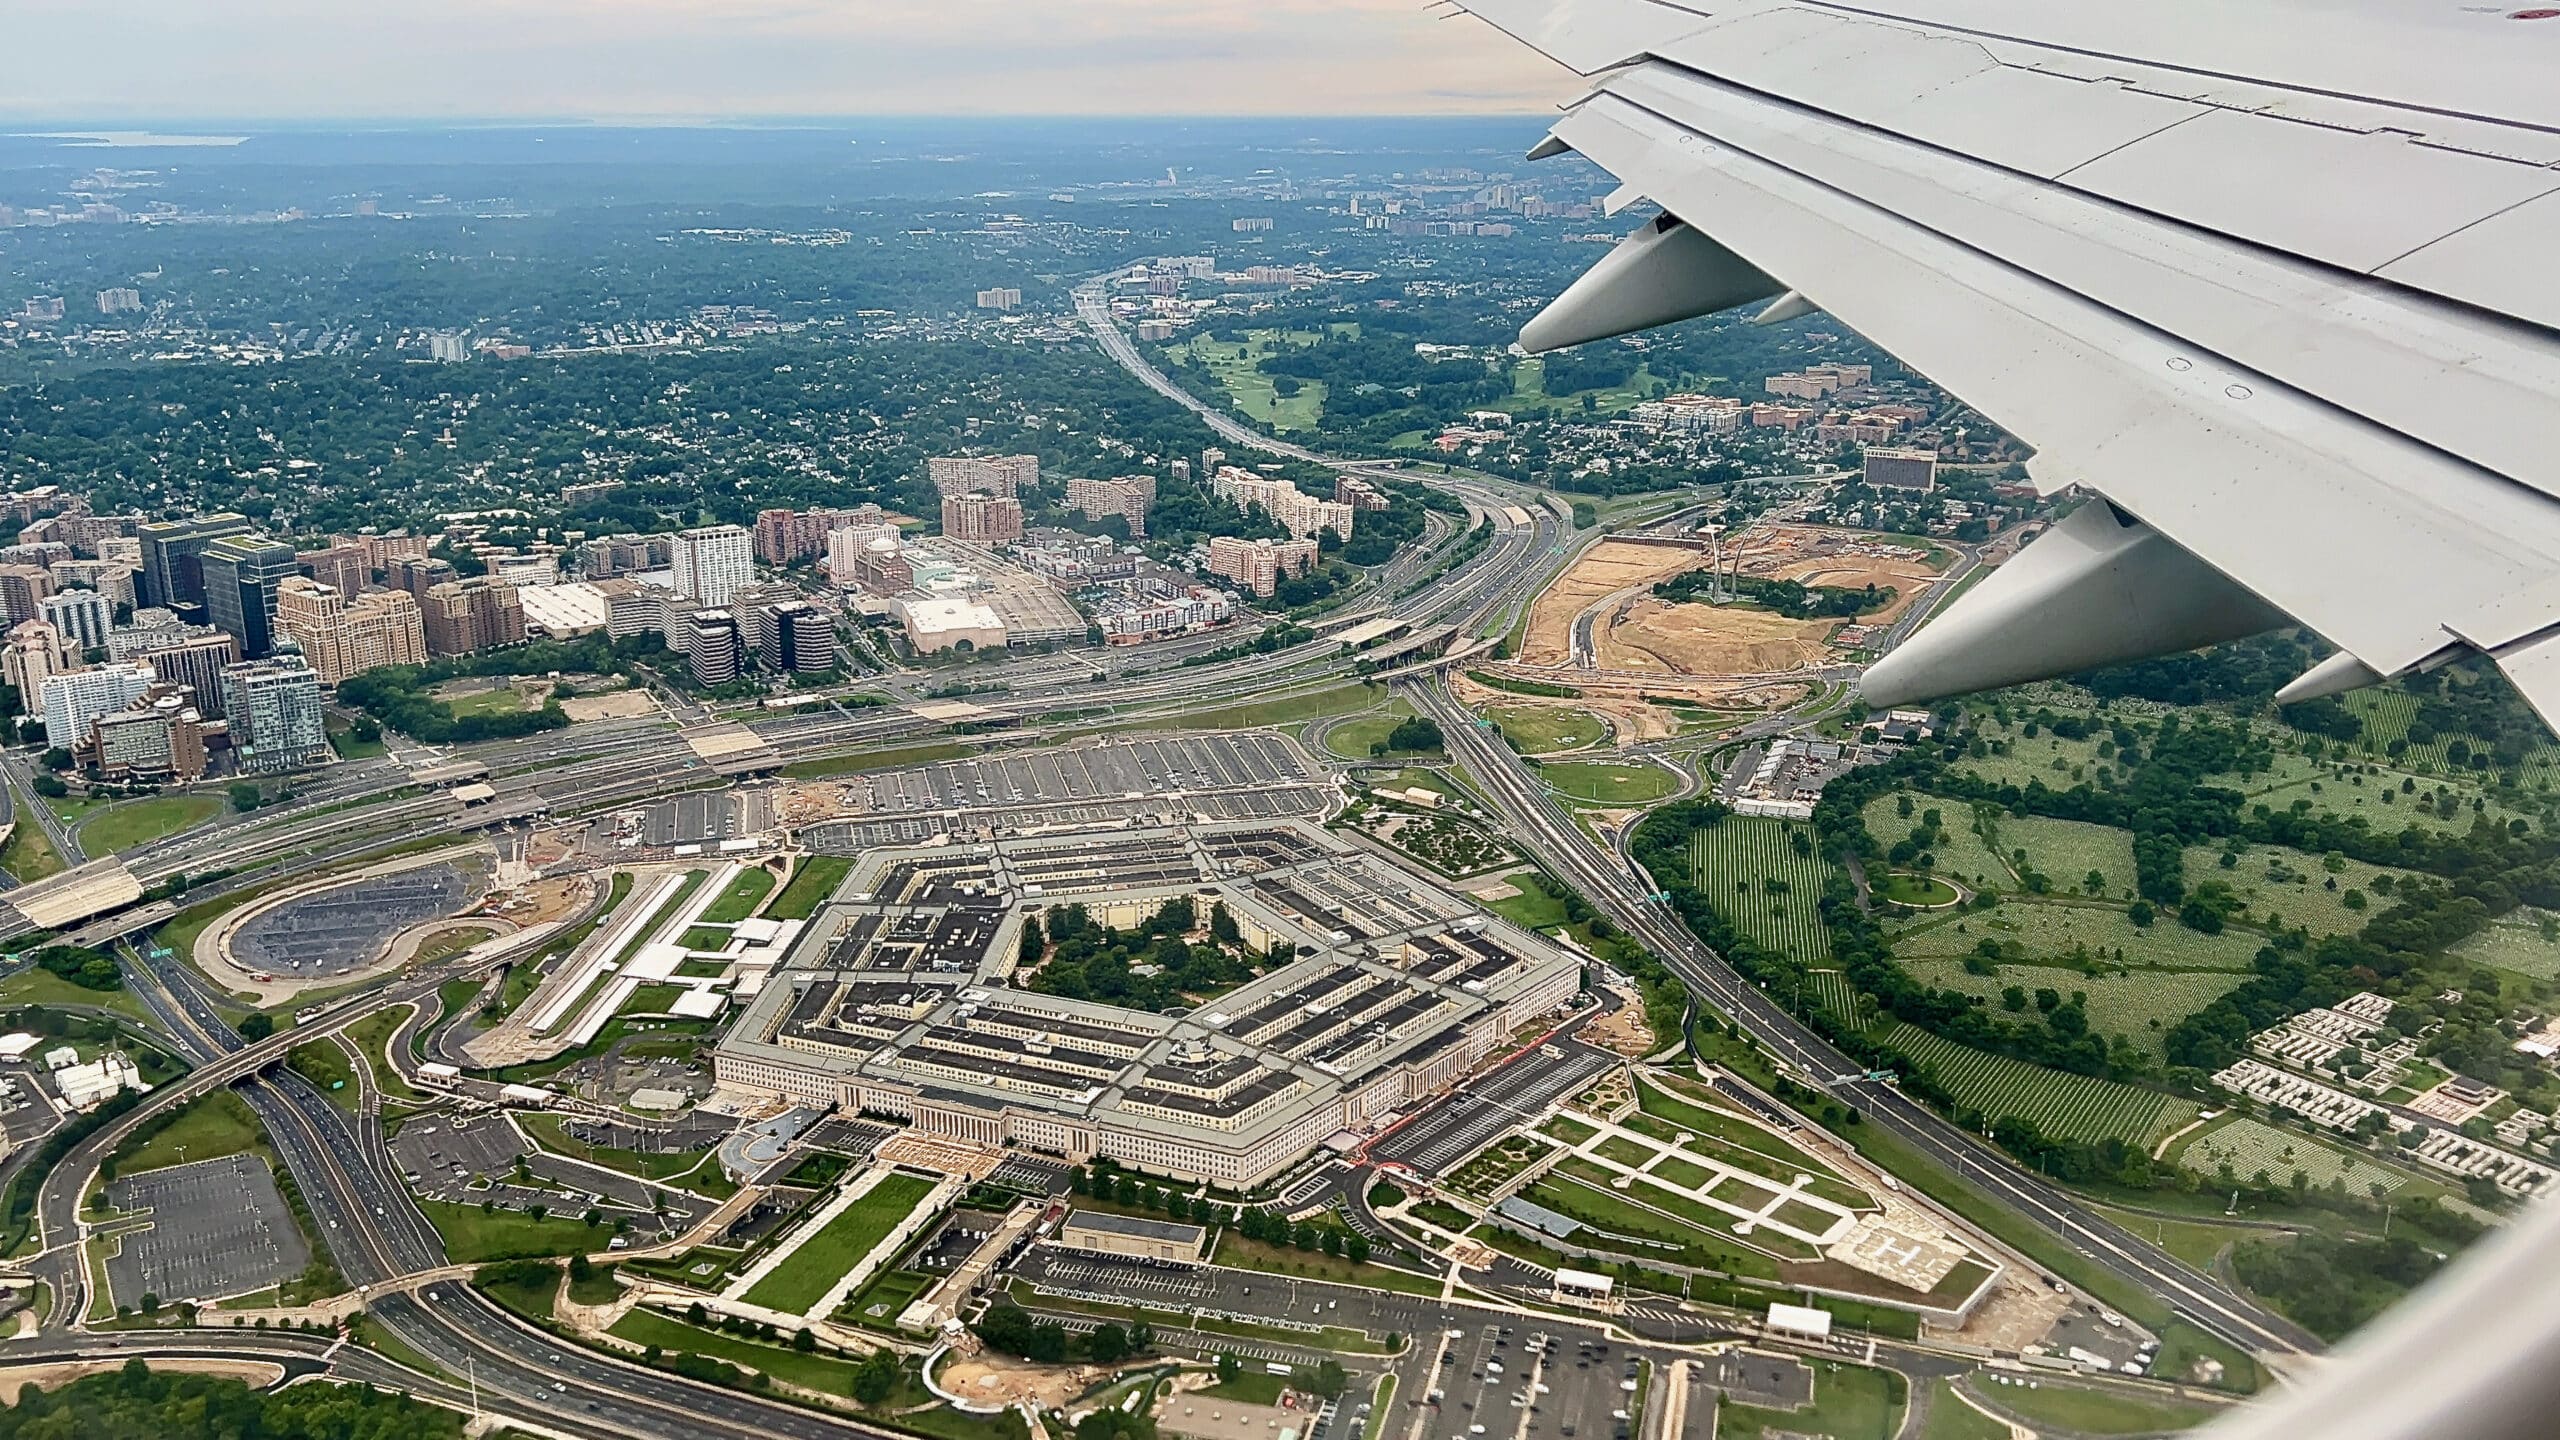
9, 1, 1574, 121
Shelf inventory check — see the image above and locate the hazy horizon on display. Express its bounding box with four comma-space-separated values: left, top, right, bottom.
4, 1, 1571, 121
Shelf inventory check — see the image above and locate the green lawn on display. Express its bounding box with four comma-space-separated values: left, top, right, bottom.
1963, 1378, 2225, 1437
1902, 960, 2248, 1061
609, 1306, 873, 1391
778, 742, 979, 780
1875, 873, 1959, 906
741, 1173, 939, 1314
287, 1038, 359, 1103
1690, 814, 1836, 965
1167, 329, 1331, 432
1880, 1023, 2194, 1148
77, 794, 224, 854
700, 867, 777, 923
1860, 793, 2009, 894
768, 854, 856, 920
1365, 1376, 1397, 1440
327, 716, 389, 760
0, 802, 66, 882
1208, 1231, 1443, 1295
1539, 760, 1679, 804
1201, 1371, 1293, 1405
1324, 698, 1429, 761
843, 1265, 935, 1325
1996, 817, 2137, 899
1128, 684, 1380, 734
0, 965, 153, 1025
112, 1089, 266, 1177
1891, 900, 2261, 972
1915, 1381, 2009, 1440
1485, 703, 1609, 755
474, 1263, 561, 1322
442, 685, 535, 719
419, 1199, 610, 1264
1636, 1074, 1869, 1202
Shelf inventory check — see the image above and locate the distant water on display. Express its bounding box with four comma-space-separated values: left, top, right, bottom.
14, 131, 249, 147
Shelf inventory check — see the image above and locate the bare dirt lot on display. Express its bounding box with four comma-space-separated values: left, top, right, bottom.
938, 1352, 1134, 1410
1521, 539, 1704, 667
1529, 525, 1947, 680
1600, 598, 1839, 676
562, 688, 661, 722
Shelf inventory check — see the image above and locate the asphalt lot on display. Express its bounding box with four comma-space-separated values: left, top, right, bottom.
986, 1153, 1075, 1195
103, 1153, 308, 1304
2046, 1302, 2159, 1374
1416, 1320, 1641, 1440
1710, 1350, 1811, 1410
806, 785, 1331, 850
802, 1117, 898, 1159
634, 791, 767, 848
1371, 1042, 1614, 1178
857, 734, 1313, 813
232, 863, 474, 978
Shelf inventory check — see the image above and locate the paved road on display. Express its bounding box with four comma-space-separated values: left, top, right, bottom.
1410, 677, 2320, 1365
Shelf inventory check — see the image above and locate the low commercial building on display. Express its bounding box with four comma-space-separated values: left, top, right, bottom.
897, 597, 1007, 654
1057, 1209, 1206, 1264
1863, 445, 1939, 491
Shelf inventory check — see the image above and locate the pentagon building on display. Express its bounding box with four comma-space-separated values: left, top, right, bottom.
714, 820, 1581, 1186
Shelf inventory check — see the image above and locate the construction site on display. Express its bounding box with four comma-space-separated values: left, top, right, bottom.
1505, 523, 1951, 696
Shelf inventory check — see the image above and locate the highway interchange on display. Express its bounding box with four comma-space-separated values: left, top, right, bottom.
0, 262, 2309, 1433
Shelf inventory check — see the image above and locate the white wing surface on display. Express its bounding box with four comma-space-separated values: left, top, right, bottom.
1459, 0, 2560, 723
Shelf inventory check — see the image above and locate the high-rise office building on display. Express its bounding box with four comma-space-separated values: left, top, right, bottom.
724, 582, 803, 659
773, 602, 839, 674
137, 512, 252, 612
39, 662, 155, 752
109, 631, 237, 717
276, 578, 429, 684
39, 589, 111, 653
683, 611, 742, 686
221, 650, 330, 773
199, 533, 298, 660
671, 525, 754, 606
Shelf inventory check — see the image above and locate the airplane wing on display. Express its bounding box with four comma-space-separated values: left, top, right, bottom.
1457, 0, 2560, 726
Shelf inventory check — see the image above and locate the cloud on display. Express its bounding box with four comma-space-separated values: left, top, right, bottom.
3, 0, 1572, 119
